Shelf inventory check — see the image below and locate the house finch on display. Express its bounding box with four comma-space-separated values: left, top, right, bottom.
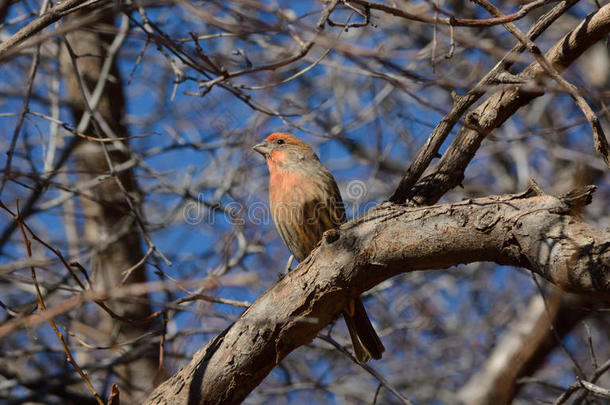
253, 133, 385, 363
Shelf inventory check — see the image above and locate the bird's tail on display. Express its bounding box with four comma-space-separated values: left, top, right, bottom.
343, 297, 385, 363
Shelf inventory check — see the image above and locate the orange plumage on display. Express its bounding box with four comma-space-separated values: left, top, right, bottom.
254, 133, 385, 363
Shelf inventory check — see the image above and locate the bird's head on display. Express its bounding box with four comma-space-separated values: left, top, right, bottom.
253, 133, 317, 169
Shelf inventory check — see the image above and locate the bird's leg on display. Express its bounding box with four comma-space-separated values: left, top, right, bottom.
278, 254, 294, 280
283, 254, 294, 273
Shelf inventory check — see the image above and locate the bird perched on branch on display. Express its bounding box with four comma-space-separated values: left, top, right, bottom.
253, 133, 385, 363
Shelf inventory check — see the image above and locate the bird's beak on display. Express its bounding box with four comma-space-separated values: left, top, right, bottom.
253, 141, 270, 156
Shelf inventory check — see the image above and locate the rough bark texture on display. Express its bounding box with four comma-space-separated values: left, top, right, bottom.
61, 12, 159, 403
147, 189, 610, 404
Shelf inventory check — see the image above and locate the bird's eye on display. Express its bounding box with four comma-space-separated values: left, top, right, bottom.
276, 139, 285, 145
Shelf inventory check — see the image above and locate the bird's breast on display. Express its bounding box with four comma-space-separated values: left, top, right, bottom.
268, 169, 328, 261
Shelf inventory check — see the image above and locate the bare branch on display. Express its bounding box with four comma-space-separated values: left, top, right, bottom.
148, 188, 610, 404
407, 2, 610, 205
0, 0, 102, 61
389, 0, 580, 203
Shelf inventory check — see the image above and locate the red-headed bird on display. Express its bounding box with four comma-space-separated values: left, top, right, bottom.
254, 133, 384, 363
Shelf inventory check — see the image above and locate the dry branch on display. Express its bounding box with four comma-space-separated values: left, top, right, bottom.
148, 186, 610, 404
409, 3, 610, 205
0, 0, 96, 61
392, 2, 610, 205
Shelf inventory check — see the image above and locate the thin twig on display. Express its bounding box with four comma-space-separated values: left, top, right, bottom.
318, 334, 413, 405
11, 201, 105, 405
347, 0, 554, 27
472, 0, 610, 168
0, 16, 42, 196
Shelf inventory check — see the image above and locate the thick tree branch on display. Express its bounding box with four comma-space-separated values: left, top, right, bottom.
147, 187, 610, 404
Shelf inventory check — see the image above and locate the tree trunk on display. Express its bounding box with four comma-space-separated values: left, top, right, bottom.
61, 11, 159, 403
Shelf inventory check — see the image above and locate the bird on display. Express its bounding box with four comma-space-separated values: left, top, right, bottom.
253, 132, 385, 363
